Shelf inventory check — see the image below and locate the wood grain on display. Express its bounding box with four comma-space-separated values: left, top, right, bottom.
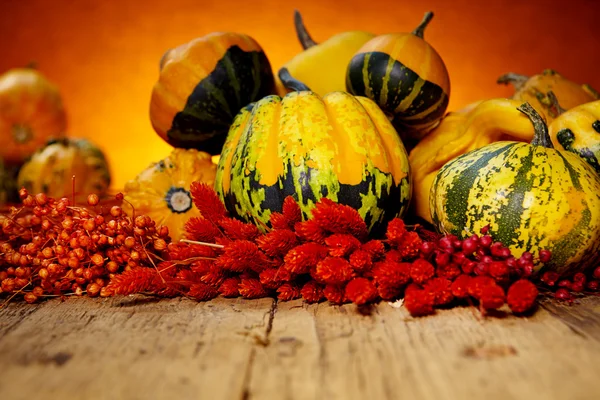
541, 295, 600, 342
0, 296, 275, 400
0, 296, 599, 400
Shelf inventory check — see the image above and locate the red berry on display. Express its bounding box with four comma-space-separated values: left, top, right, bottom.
573, 272, 586, 284
452, 252, 466, 266
554, 288, 573, 301
462, 238, 478, 254
479, 235, 492, 248
521, 252, 533, 262
474, 262, 489, 276
434, 252, 451, 268
480, 225, 490, 235
420, 241, 435, 256
557, 279, 572, 289
438, 237, 454, 251
461, 261, 476, 275
540, 271, 559, 287
479, 284, 505, 309
538, 250, 552, 263
571, 282, 585, 292
593, 267, 600, 280
586, 280, 599, 291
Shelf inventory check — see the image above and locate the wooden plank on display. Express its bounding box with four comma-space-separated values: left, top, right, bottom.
0, 301, 41, 338
248, 300, 600, 400
541, 295, 600, 342
0, 296, 275, 400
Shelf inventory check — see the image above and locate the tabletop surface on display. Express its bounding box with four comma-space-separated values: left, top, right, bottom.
1, 294, 599, 400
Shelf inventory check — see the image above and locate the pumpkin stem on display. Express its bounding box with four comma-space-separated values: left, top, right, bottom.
497, 72, 529, 91
412, 11, 434, 39
278, 67, 312, 92
517, 102, 554, 148
294, 10, 318, 50
544, 91, 567, 119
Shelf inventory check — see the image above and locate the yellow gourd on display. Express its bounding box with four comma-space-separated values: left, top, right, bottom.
275, 10, 375, 97
123, 148, 217, 241
409, 99, 536, 223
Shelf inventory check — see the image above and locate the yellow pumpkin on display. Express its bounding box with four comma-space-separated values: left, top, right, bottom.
123, 149, 217, 241
0, 68, 67, 164
275, 10, 375, 98
17, 138, 111, 199
409, 99, 536, 223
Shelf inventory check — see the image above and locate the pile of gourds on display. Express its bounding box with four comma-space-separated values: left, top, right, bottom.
0, 67, 111, 201
140, 8, 600, 277
2, 9, 590, 277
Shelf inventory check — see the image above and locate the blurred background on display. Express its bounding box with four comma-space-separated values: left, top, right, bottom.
1, 0, 599, 190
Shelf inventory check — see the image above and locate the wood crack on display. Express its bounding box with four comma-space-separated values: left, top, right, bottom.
240, 298, 278, 400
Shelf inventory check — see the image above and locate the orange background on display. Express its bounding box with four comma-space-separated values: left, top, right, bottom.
1, 0, 599, 190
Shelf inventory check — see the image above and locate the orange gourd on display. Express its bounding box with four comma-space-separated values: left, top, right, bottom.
0, 68, 67, 164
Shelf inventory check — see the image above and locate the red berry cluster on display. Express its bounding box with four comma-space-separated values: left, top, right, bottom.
539, 267, 600, 302
0, 188, 170, 303
106, 183, 548, 317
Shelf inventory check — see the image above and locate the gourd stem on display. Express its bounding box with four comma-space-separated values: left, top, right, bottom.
278, 67, 312, 92
497, 73, 529, 91
517, 102, 554, 148
294, 10, 318, 50
412, 11, 434, 38
545, 91, 566, 119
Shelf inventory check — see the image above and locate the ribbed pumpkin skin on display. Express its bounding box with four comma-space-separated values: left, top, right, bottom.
550, 100, 600, 172
215, 91, 412, 234
346, 33, 450, 140
0, 68, 67, 164
150, 32, 276, 154
430, 141, 600, 275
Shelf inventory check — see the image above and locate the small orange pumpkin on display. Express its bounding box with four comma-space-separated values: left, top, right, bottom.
498, 69, 599, 124
0, 68, 67, 164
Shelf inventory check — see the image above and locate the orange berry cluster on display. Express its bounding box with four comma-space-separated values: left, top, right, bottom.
0, 189, 170, 303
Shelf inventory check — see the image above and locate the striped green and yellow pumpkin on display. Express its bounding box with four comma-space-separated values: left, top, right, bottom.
150, 32, 276, 154
550, 99, 600, 173
346, 12, 450, 143
430, 103, 600, 276
214, 80, 411, 234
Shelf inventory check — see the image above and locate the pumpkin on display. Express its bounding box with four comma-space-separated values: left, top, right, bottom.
275, 10, 375, 98
149, 32, 276, 154
498, 69, 599, 124
214, 70, 411, 234
409, 98, 536, 223
123, 149, 217, 241
548, 97, 600, 173
346, 12, 450, 143
430, 102, 600, 276
0, 68, 67, 164
17, 137, 111, 198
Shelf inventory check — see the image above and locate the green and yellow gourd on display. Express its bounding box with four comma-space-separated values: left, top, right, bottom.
150, 32, 276, 154
549, 98, 600, 173
346, 12, 450, 142
430, 103, 600, 276
215, 70, 412, 234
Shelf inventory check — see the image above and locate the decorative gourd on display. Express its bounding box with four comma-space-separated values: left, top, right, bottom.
498, 69, 599, 124
409, 98, 536, 223
275, 10, 375, 98
430, 103, 600, 276
548, 98, 600, 173
123, 149, 217, 241
149, 32, 276, 154
214, 70, 411, 234
0, 68, 67, 164
17, 138, 111, 198
346, 12, 450, 142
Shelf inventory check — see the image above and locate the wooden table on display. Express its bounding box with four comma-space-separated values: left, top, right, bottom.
1, 295, 599, 400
